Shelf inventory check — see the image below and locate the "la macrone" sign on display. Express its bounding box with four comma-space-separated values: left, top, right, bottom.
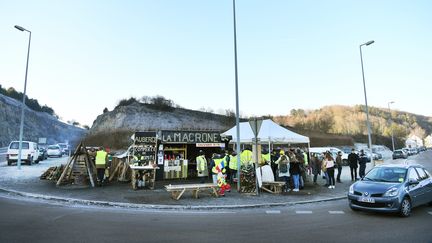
161, 131, 221, 144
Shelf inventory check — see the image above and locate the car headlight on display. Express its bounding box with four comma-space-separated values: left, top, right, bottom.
383, 187, 399, 197
349, 185, 354, 194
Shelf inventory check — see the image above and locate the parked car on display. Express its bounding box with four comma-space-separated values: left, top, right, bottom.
348, 164, 432, 217
372, 152, 383, 160
6, 141, 40, 166
392, 149, 408, 159
46, 145, 63, 157
38, 147, 48, 161
57, 143, 69, 155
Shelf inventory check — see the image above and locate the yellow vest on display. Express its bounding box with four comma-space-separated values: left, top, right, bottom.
303, 152, 309, 166
261, 153, 271, 165
240, 150, 253, 165
196, 155, 207, 171
95, 151, 107, 165
229, 155, 238, 170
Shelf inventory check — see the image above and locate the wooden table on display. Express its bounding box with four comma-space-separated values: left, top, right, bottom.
261, 181, 286, 194
130, 165, 159, 190
165, 183, 219, 200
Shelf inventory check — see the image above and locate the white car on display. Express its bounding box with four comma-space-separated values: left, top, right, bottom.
46, 145, 63, 158
6, 141, 40, 166
57, 143, 69, 155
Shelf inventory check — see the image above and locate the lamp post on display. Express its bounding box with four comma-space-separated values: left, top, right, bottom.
359, 40, 374, 166
388, 101, 395, 151
232, 0, 242, 192
14, 25, 32, 170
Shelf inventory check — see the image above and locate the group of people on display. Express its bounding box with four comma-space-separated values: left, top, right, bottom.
309, 151, 342, 189
348, 148, 369, 181
195, 146, 372, 195
196, 147, 311, 194
273, 148, 308, 192
195, 150, 237, 196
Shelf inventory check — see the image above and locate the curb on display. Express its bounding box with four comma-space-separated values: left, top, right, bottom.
0, 186, 347, 210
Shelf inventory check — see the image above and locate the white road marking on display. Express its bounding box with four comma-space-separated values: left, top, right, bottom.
296, 210, 313, 214
329, 211, 345, 214
265, 210, 281, 214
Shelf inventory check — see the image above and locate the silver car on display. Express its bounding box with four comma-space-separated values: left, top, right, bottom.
46, 145, 63, 158
348, 164, 432, 217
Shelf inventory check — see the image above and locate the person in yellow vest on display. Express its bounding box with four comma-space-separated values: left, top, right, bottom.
240, 147, 253, 166
196, 150, 208, 183
228, 151, 238, 184
95, 147, 108, 186
260, 149, 271, 166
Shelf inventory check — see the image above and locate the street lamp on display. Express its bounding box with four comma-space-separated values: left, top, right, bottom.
14, 25, 32, 170
232, 0, 242, 192
359, 40, 374, 166
388, 101, 395, 151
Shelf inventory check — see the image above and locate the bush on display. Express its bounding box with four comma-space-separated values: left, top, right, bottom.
115, 97, 138, 109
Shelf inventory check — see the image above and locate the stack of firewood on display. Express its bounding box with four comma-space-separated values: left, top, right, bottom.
40, 165, 65, 181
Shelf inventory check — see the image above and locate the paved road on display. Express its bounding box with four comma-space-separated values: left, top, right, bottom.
0, 194, 431, 243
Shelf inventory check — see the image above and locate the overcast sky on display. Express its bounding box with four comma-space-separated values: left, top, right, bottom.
1, 0, 431, 126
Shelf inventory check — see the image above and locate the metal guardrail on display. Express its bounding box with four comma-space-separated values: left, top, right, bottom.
0, 147, 7, 154
0, 147, 7, 163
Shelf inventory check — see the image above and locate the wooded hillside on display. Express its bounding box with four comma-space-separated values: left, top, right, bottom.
273, 105, 432, 148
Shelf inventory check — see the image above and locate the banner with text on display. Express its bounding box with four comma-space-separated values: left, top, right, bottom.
134, 131, 157, 164
161, 131, 221, 144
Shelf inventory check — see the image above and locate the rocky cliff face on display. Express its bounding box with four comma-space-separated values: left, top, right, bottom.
0, 94, 86, 147
90, 102, 235, 133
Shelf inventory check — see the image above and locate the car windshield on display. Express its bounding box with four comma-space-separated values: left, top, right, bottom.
58, 144, 66, 148
48, 146, 59, 149
364, 167, 407, 183
10, 142, 29, 149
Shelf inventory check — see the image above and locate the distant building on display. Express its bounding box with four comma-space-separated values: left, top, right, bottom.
405, 135, 423, 148
424, 135, 432, 148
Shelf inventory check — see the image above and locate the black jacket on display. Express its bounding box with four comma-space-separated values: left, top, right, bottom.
289, 162, 301, 175
348, 153, 359, 167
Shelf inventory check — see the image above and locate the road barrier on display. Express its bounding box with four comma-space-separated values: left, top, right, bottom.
0, 147, 7, 162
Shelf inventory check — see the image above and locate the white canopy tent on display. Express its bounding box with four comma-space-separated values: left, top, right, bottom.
222, 119, 310, 145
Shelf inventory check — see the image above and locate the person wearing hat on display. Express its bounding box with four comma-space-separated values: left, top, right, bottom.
196, 150, 208, 183
275, 150, 291, 192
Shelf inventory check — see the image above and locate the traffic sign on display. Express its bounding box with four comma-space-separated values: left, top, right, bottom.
249, 119, 263, 137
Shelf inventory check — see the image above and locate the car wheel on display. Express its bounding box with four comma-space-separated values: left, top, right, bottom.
7, 160, 11, 166
399, 197, 411, 217
27, 160, 32, 166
